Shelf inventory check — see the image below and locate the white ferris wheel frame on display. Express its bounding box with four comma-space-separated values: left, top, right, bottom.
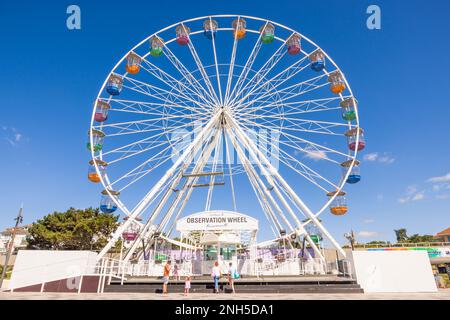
89, 14, 362, 261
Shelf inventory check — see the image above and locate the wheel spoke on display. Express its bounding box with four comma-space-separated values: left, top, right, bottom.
163, 44, 218, 104
234, 72, 330, 113
184, 27, 221, 105
225, 19, 266, 105
228, 32, 293, 106
139, 55, 214, 111
231, 54, 311, 110
121, 74, 212, 112
208, 18, 224, 105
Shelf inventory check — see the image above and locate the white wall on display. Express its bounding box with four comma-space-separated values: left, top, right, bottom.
9, 250, 98, 290
352, 250, 437, 293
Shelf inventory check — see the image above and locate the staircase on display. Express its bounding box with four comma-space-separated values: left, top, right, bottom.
104, 276, 363, 294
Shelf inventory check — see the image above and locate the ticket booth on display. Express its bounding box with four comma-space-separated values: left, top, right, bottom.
176, 210, 258, 275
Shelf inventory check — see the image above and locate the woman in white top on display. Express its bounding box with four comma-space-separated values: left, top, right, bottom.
211, 261, 221, 293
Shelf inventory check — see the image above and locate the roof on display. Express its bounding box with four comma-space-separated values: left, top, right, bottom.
435, 227, 450, 237
0, 226, 30, 236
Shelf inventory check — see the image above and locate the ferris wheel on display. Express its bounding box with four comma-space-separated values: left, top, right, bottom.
87, 15, 366, 261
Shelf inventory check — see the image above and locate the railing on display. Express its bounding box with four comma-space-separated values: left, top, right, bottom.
111, 256, 354, 280
253, 257, 343, 277
91, 257, 129, 292
354, 242, 450, 249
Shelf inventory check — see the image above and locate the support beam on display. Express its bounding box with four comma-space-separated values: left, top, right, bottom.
158, 126, 223, 235
225, 111, 346, 257
126, 121, 222, 262
225, 119, 325, 261
97, 113, 221, 260
226, 126, 285, 233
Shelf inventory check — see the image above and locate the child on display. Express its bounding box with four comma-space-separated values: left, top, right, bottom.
184, 275, 191, 296
173, 264, 179, 281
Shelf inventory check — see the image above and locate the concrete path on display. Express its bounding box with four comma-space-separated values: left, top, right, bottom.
0, 290, 449, 300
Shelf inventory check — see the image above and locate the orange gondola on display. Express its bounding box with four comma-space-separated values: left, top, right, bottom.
126, 52, 141, 74
88, 159, 107, 183
328, 70, 346, 94
327, 191, 348, 216
232, 18, 246, 40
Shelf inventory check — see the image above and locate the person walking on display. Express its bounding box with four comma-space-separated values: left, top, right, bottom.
228, 262, 238, 294
184, 275, 191, 296
211, 261, 222, 293
162, 260, 171, 294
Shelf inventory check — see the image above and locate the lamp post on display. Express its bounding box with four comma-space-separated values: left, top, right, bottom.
0, 205, 24, 290
344, 230, 356, 250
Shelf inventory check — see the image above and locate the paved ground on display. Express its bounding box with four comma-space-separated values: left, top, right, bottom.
0, 290, 449, 300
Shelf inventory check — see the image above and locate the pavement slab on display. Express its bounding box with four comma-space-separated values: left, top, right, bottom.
0, 290, 449, 300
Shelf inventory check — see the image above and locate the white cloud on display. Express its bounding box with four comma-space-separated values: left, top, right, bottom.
364, 153, 379, 161
3, 138, 15, 147
398, 185, 425, 203
432, 185, 441, 191
1, 126, 26, 147
378, 155, 395, 164
363, 152, 395, 164
405, 185, 418, 195
398, 197, 409, 204
303, 146, 327, 161
399, 174, 450, 204
358, 231, 379, 238
411, 192, 425, 201
305, 150, 327, 161
427, 173, 450, 183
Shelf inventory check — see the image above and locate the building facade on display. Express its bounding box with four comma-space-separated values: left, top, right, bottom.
0, 225, 30, 253
434, 227, 450, 243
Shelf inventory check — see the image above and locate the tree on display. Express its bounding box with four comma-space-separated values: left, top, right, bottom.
0, 265, 13, 280
27, 207, 119, 250
393, 228, 438, 244
365, 240, 391, 246
394, 228, 408, 243
406, 234, 436, 243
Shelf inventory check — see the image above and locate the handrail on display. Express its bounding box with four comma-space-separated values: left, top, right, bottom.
354, 242, 450, 249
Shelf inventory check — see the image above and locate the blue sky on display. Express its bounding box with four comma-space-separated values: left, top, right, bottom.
1, 0, 449, 245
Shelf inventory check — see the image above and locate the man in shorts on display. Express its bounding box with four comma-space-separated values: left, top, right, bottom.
162, 260, 171, 294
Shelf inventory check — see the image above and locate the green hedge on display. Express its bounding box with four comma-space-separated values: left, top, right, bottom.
0, 265, 13, 280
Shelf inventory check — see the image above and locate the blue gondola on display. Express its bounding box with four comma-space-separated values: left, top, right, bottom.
346, 174, 361, 184
311, 60, 325, 72
106, 74, 123, 96
309, 50, 326, 72
341, 160, 361, 184
203, 19, 218, 40
100, 190, 119, 213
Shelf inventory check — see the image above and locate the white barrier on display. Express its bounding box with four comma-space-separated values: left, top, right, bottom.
9, 250, 98, 290
351, 250, 437, 293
